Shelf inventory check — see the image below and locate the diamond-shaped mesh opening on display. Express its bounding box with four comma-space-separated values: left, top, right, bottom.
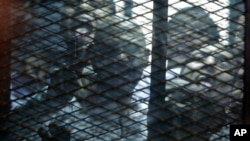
2, 0, 244, 140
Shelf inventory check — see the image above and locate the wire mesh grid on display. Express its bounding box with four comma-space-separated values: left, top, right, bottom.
4, 0, 244, 140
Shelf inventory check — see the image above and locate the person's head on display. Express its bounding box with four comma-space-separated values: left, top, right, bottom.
83, 0, 116, 15
168, 6, 219, 56
60, 2, 96, 55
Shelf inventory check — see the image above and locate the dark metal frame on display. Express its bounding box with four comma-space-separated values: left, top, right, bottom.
147, 0, 168, 140
0, 0, 11, 138
243, 0, 250, 124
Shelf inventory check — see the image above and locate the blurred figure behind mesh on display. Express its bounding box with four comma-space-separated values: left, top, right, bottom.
165, 6, 229, 140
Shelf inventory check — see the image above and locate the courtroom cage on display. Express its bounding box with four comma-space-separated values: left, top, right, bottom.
0, 0, 246, 140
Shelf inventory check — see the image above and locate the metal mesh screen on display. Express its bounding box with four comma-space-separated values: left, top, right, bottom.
5, 0, 244, 140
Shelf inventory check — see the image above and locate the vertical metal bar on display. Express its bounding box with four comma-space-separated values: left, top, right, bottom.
243, 0, 250, 124
229, 0, 244, 45
0, 0, 11, 138
147, 0, 168, 140
124, 0, 133, 17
